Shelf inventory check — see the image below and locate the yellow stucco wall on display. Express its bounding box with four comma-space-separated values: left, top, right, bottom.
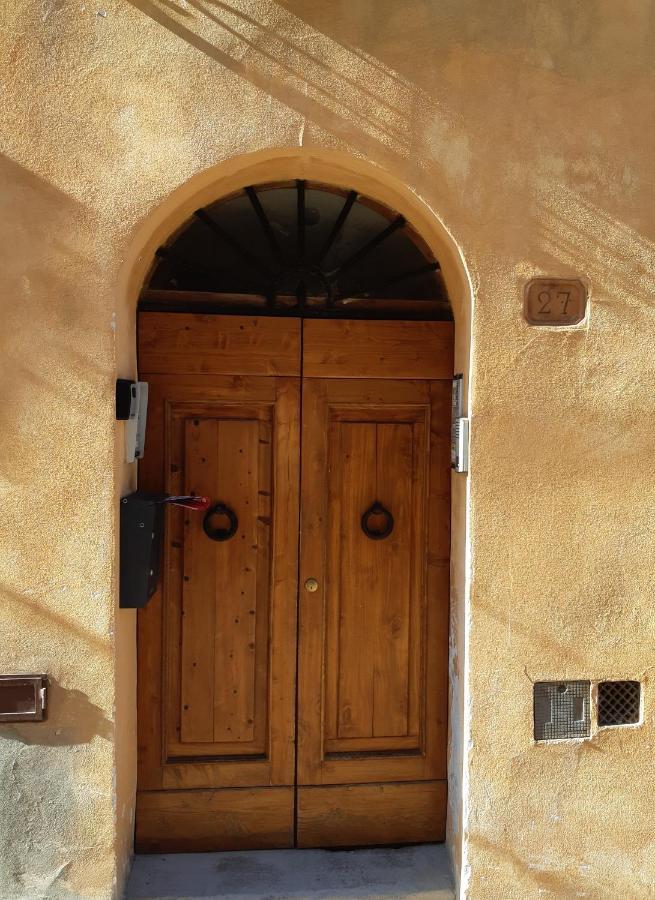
1, 2, 654, 898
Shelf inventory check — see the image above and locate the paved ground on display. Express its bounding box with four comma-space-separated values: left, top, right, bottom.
126, 844, 455, 899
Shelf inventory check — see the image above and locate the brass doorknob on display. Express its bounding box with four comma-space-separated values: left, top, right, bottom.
304, 577, 319, 593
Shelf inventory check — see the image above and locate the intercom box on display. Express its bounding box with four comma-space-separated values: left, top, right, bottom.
119, 491, 167, 608
116, 379, 149, 463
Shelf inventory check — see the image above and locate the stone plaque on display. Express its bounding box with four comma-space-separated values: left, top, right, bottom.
524, 278, 587, 326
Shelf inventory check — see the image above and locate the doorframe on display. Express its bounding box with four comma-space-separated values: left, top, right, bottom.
119, 147, 473, 881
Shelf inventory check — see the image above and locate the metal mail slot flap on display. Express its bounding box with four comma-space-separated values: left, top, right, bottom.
0, 674, 48, 722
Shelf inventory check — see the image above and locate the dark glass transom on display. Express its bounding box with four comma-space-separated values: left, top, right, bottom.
142, 181, 452, 320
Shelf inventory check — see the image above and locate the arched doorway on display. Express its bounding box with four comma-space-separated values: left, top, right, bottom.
135, 180, 454, 853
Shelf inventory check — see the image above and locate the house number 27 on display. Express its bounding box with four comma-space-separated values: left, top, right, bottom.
524, 278, 587, 326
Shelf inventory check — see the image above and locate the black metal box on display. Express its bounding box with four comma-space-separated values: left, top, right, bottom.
119, 491, 167, 609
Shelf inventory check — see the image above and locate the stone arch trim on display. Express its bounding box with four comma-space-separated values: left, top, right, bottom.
124, 149, 472, 349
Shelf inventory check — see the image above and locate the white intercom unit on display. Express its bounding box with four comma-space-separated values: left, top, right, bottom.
451, 416, 470, 473
116, 379, 149, 463
451, 374, 470, 473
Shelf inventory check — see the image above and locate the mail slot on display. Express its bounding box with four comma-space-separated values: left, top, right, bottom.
0, 674, 48, 722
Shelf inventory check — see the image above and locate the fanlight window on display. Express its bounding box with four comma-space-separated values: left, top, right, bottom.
142, 181, 452, 320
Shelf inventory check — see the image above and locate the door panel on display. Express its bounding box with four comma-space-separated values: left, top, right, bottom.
137, 787, 294, 853
297, 782, 447, 849
135, 355, 300, 849
302, 319, 454, 378
297, 377, 450, 807
138, 375, 299, 786
139, 312, 301, 376
324, 417, 422, 749
174, 412, 269, 754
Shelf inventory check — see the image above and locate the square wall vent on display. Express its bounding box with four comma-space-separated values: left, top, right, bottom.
534, 681, 591, 741
598, 680, 641, 727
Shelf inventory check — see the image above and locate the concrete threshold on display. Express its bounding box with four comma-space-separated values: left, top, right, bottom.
125, 844, 455, 900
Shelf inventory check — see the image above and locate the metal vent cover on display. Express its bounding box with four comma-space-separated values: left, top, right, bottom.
534, 681, 591, 741
598, 680, 641, 727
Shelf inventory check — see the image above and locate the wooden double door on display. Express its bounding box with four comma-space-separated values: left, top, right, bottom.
135, 313, 453, 852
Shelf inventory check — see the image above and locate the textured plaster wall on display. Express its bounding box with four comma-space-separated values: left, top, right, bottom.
2, 2, 655, 898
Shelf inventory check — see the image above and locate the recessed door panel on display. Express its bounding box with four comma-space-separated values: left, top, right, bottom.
137, 374, 299, 795
324, 416, 424, 752
297, 378, 450, 797
136, 315, 300, 851
172, 410, 270, 756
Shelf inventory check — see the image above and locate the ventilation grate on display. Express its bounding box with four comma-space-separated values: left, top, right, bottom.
534, 681, 591, 741
598, 680, 640, 727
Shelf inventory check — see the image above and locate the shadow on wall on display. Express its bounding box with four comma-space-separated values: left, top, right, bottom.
0, 155, 112, 488
0, 678, 113, 747
125, 0, 655, 150
1, 584, 111, 657
274, 0, 655, 82
535, 182, 655, 319
0, 149, 115, 753
123, 0, 655, 239
124, 0, 456, 166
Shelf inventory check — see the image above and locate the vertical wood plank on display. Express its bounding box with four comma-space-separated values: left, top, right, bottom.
180, 418, 219, 743
213, 419, 260, 743
336, 423, 377, 739
424, 380, 452, 779
136, 382, 166, 790
298, 373, 451, 795
253, 417, 272, 752
408, 417, 426, 741
372, 423, 413, 738
166, 410, 188, 750
429, 380, 452, 560
297, 378, 328, 785
324, 420, 342, 743
268, 377, 300, 785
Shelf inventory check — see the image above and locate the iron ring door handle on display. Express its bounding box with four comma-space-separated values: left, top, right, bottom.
361, 501, 394, 540
203, 502, 239, 542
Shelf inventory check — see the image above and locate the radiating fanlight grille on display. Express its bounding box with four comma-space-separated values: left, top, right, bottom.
141, 181, 452, 320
